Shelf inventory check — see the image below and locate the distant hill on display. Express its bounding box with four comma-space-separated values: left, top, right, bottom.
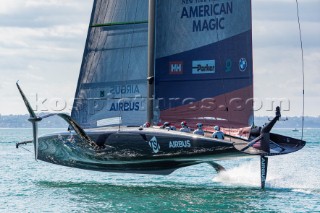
254, 116, 320, 128
0, 114, 319, 128
0, 113, 68, 128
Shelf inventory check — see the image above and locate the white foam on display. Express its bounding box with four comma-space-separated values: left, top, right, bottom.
212, 160, 281, 188
212, 156, 320, 192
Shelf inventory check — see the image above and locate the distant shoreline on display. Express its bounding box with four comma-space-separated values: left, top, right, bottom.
1, 127, 319, 130
0, 114, 319, 128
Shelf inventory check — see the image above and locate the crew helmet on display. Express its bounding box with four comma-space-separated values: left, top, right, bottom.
181, 121, 187, 127
197, 123, 203, 128
144, 122, 151, 128
214, 125, 220, 131
163, 122, 170, 127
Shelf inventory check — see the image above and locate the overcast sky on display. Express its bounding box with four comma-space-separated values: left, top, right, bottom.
0, 0, 319, 117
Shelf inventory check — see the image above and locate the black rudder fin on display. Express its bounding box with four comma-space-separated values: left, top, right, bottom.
260, 156, 268, 189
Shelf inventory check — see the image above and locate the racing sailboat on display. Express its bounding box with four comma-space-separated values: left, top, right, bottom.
17, 0, 305, 189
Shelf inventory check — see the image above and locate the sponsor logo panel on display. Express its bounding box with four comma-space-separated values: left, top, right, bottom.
109, 84, 140, 95
225, 59, 232, 72
109, 101, 141, 111
192, 60, 215, 74
169, 61, 183, 75
99, 84, 145, 99
239, 58, 247, 72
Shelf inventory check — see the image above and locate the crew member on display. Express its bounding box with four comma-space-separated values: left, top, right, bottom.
212, 125, 225, 139
180, 121, 191, 133
162, 122, 176, 131
143, 122, 151, 128
193, 123, 205, 136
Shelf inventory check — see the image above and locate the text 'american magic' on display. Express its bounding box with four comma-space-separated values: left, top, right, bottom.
180, 2, 233, 32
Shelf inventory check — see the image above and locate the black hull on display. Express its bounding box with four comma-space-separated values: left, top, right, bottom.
37, 127, 246, 175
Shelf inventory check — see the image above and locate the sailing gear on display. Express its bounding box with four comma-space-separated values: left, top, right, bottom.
193, 129, 204, 136
180, 127, 190, 133
180, 126, 190, 133
212, 131, 225, 140
170, 126, 177, 131
143, 122, 151, 128
193, 123, 204, 136
162, 122, 170, 129
162, 122, 176, 131
180, 121, 190, 133
213, 125, 224, 139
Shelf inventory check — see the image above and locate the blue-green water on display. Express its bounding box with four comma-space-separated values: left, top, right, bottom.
0, 128, 319, 212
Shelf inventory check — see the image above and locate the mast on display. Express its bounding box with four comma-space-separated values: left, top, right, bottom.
147, 0, 156, 124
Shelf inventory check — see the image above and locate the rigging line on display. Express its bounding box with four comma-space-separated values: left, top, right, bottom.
295, 0, 305, 140
20, 146, 32, 153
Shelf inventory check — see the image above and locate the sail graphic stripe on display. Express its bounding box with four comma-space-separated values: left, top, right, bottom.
91, 20, 148, 28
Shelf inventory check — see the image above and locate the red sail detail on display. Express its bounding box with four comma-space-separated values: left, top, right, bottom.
159, 86, 253, 130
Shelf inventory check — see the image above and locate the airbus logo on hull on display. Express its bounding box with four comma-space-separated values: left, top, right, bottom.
192, 60, 215, 74
169, 140, 191, 148
169, 61, 183, 74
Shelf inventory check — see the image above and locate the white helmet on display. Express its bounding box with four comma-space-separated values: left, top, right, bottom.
214, 126, 220, 131
181, 121, 187, 127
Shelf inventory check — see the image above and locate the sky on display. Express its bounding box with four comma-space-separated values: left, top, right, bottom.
0, 0, 319, 117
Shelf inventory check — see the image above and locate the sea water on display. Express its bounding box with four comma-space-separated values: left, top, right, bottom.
0, 128, 319, 212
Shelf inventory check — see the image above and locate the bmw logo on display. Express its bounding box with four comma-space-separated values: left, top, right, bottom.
239, 58, 247, 72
